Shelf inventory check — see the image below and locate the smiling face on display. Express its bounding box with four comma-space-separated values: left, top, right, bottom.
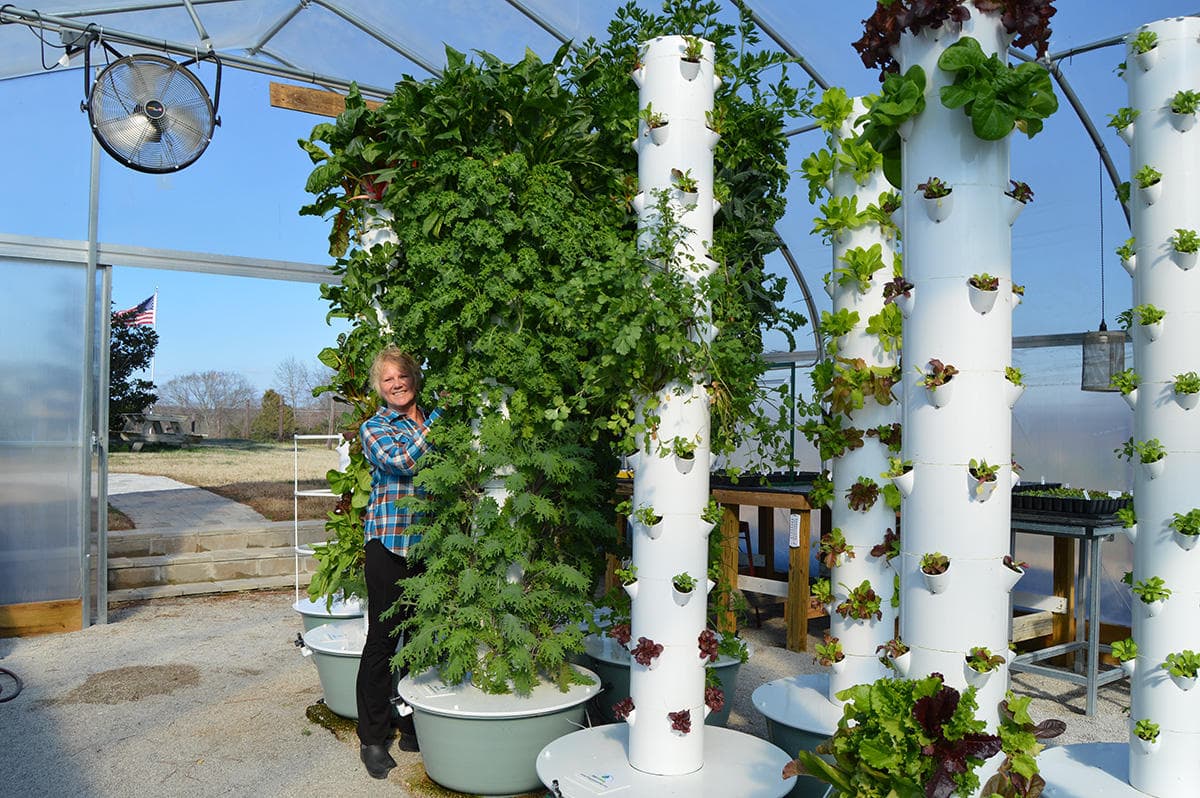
378, 362, 418, 418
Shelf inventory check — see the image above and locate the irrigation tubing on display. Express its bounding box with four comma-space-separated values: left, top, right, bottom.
0, 666, 23, 702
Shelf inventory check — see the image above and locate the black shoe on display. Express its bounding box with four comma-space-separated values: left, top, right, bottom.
397, 733, 420, 753
359, 743, 396, 779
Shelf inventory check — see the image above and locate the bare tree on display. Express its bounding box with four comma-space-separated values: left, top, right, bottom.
274, 356, 315, 416
159, 370, 256, 438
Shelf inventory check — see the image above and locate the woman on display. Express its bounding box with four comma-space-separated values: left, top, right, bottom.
355, 346, 439, 779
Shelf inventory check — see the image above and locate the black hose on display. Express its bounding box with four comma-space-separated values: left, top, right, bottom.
0, 667, 22, 703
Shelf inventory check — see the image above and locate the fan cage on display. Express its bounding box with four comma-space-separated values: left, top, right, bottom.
87, 53, 215, 173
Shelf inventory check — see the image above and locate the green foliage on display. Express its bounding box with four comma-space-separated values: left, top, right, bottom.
811, 86, 855, 133
249, 389, 295, 442
968, 458, 1000, 483
614, 563, 637, 585
1110, 638, 1137, 662
811, 577, 834, 606
965, 646, 1005, 674
1115, 437, 1165, 464
800, 147, 836, 203
1130, 30, 1158, 55
969, 273, 999, 291
1005, 179, 1035, 204
835, 244, 887, 293
920, 358, 959, 388
672, 571, 698, 592
809, 471, 834, 509
1170, 89, 1200, 115
1131, 576, 1171, 604
812, 195, 866, 244
862, 189, 902, 234
785, 674, 997, 798
846, 476, 880, 513
1109, 368, 1139, 395
307, 448, 372, 608
1116, 506, 1137, 529
866, 303, 903, 354
302, 3, 809, 694
1116, 181, 1131, 205
799, 412, 865, 461
1169, 508, 1200, 536
814, 632, 844, 667
820, 308, 862, 349
1133, 165, 1162, 189
1170, 229, 1200, 254
1005, 366, 1024, 386
814, 356, 899, 417
882, 482, 902, 512
1174, 371, 1200, 394
885, 457, 912, 478
1163, 650, 1200, 679
1106, 107, 1139, 130
1115, 237, 1136, 262
921, 552, 949, 575
835, 579, 883, 621
938, 37, 1058, 141
837, 138, 884, 185
639, 101, 667, 128
818, 527, 854, 570
1134, 719, 1159, 743
917, 176, 952, 199
856, 65, 927, 188
108, 306, 159, 428
985, 691, 1066, 797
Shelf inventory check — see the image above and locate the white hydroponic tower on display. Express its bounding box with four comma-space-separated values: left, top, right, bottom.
895, 4, 1019, 730
1122, 16, 1200, 797
824, 98, 902, 700
535, 35, 792, 797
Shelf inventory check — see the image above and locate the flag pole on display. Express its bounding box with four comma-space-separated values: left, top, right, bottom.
150, 286, 158, 385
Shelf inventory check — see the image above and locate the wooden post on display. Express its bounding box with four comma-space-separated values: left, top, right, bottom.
1051, 536, 1076, 666
717, 505, 741, 635
785, 510, 812, 652
757, 505, 775, 579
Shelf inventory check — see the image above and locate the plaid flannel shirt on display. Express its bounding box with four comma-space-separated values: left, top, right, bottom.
359, 405, 441, 557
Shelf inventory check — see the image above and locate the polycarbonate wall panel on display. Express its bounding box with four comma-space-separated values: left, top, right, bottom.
0, 257, 86, 605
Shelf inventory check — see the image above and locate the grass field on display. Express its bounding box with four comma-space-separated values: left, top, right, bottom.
108, 439, 344, 521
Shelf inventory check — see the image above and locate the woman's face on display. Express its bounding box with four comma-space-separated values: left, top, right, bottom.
378, 362, 417, 416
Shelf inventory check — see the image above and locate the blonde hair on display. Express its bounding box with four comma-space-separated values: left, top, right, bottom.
369, 346, 423, 396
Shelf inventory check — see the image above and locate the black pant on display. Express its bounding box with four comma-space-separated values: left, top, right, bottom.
356, 539, 419, 745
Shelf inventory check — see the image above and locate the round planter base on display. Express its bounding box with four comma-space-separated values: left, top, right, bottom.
1037, 743, 1140, 798
536, 724, 795, 797
302, 619, 366, 719
400, 667, 600, 796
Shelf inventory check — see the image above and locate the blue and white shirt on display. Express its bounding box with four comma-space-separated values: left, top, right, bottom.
359, 405, 441, 556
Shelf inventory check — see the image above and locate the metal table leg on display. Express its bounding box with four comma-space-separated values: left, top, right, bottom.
1087, 528, 1103, 716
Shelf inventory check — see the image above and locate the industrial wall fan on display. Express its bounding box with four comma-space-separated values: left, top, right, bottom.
82, 43, 222, 173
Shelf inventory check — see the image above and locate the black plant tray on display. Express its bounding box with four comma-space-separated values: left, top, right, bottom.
1012, 492, 1131, 516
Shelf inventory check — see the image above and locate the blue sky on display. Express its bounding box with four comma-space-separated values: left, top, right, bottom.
1, 2, 1195, 395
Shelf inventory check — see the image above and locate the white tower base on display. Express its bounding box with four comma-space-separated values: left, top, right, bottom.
1039, 744, 1147, 798
536, 725, 795, 797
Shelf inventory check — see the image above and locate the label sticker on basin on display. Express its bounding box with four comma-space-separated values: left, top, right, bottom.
417, 682, 455, 698
560, 772, 629, 794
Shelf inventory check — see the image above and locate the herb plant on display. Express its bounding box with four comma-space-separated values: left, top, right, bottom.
639, 102, 667, 129
834, 244, 887, 293
921, 552, 950, 575
615, 563, 638, 586
1169, 509, 1200, 537
671, 167, 699, 194
836, 580, 883, 622
1110, 638, 1137, 662
1170, 229, 1200, 254
1131, 576, 1171, 604
968, 273, 1000, 291
814, 632, 845, 667
1107, 107, 1139, 130
966, 646, 1006, 674
1163, 650, 1200, 679
1115, 437, 1166, 464
818, 527, 855, 570
969, 458, 1000, 483
938, 36, 1058, 140
1133, 165, 1162, 189
1170, 89, 1200, 115
917, 176, 952, 199
1130, 30, 1158, 55
1109, 368, 1139, 394
846, 477, 881, 512
672, 572, 698, 593
1005, 366, 1024, 386
682, 34, 703, 62
884, 457, 913, 478
1115, 237, 1136, 262
921, 358, 959, 388
1174, 371, 1200, 394
1134, 719, 1160, 743
1005, 179, 1035, 203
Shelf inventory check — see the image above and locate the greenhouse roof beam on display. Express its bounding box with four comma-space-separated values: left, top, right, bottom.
502, 0, 574, 47
309, 0, 441, 78
735, 0, 829, 90
245, 2, 305, 57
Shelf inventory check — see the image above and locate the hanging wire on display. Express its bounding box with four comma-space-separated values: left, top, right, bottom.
1098, 154, 1107, 328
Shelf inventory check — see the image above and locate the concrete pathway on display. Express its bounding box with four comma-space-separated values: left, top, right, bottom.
107, 473, 268, 530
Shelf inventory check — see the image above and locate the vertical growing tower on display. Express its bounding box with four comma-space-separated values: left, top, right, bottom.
623, 33, 720, 775
896, 5, 1017, 727
823, 97, 903, 701
1123, 17, 1200, 797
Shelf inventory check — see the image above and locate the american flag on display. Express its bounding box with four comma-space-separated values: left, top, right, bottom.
117, 295, 156, 326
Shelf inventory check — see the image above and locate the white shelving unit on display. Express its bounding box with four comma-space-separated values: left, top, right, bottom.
293, 434, 342, 602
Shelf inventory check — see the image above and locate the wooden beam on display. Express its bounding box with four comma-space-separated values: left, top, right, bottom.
269, 82, 383, 118
785, 510, 812, 652
717, 506, 741, 635
0, 599, 82, 638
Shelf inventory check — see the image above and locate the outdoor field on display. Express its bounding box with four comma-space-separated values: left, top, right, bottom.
108, 439, 343, 526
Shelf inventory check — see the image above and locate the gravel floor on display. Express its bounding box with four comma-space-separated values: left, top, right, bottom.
0, 590, 1131, 798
